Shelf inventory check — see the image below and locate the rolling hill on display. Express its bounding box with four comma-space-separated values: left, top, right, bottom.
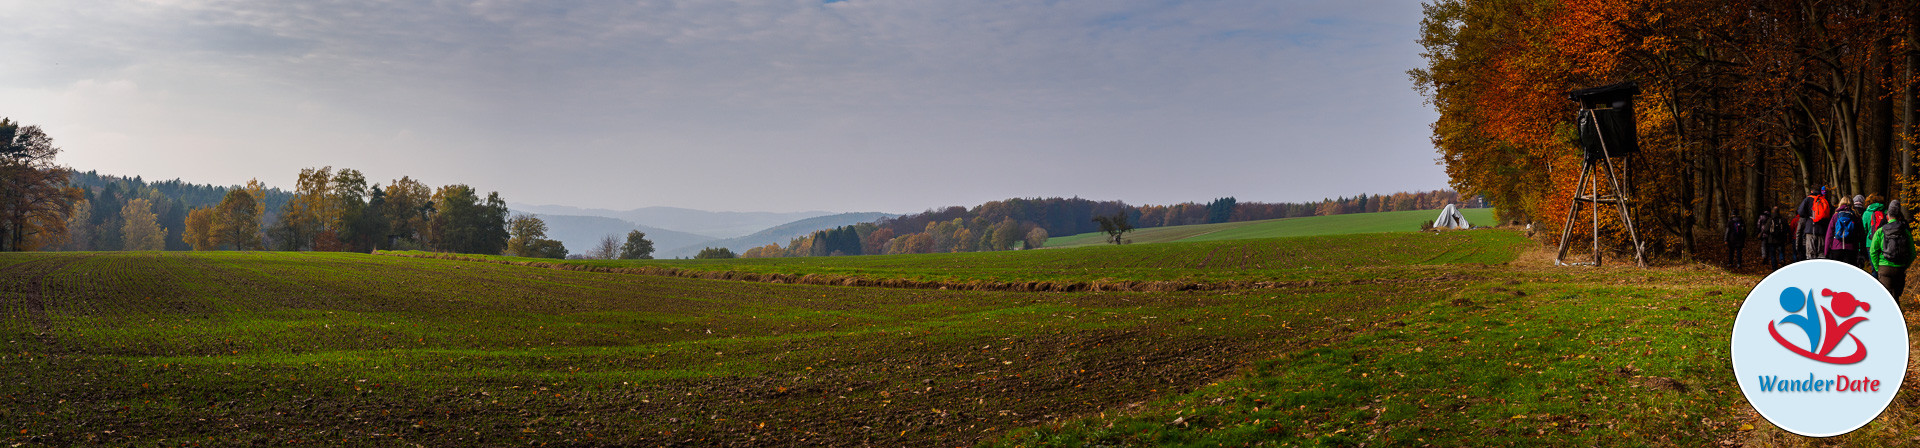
508, 204, 833, 238
510, 213, 715, 257
657, 211, 897, 259
1043, 208, 1499, 248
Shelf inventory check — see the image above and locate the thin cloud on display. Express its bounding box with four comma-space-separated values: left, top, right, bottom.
1, 0, 1445, 213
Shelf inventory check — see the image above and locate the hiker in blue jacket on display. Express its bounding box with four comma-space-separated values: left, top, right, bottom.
1825, 197, 1862, 267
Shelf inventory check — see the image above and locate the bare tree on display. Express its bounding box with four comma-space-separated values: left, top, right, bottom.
592, 234, 620, 260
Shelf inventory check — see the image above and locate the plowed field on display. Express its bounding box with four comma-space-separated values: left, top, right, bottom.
7, 230, 1788, 447
1, 245, 1485, 446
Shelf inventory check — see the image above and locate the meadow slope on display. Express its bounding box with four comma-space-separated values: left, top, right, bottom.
4, 230, 1867, 446
1043, 208, 1499, 248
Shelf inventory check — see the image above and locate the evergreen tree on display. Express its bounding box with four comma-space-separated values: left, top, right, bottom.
361, 186, 390, 251
163, 200, 188, 250
428, 185, 509, 255
331, 169, 370, 251
90, 183, 123, 250
1205, 197, 1237, 224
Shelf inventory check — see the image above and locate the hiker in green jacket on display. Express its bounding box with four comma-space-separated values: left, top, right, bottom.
1868, 201, 1913, 302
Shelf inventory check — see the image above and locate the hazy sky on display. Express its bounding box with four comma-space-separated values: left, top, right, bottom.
2, 0, 1443, 214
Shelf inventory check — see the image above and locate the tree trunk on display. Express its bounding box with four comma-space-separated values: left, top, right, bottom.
1869, 15, 1895, 198
1904, 17, 1918, 202
1746, 142, 1762, 222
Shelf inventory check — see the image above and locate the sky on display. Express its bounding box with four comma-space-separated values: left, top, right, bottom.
1, 0, 1445, 214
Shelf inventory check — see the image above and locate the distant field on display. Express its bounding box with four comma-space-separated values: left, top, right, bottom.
391, 228, 1529, 288
1045, 208, 1498, 248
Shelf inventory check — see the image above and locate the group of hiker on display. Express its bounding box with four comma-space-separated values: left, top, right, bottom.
1725, 187, 1913, 300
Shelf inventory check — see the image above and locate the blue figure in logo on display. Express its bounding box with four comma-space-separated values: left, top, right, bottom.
1778, 287, 1821, 350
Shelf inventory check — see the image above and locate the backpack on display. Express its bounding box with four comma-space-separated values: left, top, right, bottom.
1881, 220, 1912, 263
1835, 211, 1858, 242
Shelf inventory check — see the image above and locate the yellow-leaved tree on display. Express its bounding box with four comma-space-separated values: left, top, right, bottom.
211, 189, 263, 250
182, 206, 216, 250
120, 198, 166, 251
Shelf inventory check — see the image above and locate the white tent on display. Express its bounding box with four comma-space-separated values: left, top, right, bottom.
1432, 204, 1470, 229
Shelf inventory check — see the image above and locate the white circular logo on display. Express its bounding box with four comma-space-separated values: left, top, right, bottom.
1732, 259, 1908, 437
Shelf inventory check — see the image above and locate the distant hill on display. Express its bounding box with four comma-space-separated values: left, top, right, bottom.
507, 204, 832, 239
659, 212, 897, 259
514, 213, 715, 257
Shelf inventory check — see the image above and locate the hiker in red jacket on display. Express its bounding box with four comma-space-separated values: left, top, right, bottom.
1798, 187, 1831, 261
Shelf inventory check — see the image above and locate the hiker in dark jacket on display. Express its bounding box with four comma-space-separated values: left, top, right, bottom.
1869, 201, 1913, 302
1852, 195, 1870, 265
1725, 212, 1747, 268
1759, 207, 1787, 269
1789, 213, 1804, 262
1777, 206, 1796, 265
1799, 188, 1831, 261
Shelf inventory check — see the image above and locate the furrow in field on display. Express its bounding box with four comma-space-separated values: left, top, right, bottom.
0, 254, 96, 349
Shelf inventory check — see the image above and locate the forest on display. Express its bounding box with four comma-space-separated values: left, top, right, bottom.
0, 119, 516, 254
1412, 0, 1919, 255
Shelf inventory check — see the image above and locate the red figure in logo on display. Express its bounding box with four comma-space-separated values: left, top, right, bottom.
1770, 288, 1870, 364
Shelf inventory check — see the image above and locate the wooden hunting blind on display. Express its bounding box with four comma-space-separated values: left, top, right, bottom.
1556, 81, 1647, 267
1571, 82, 1640, 161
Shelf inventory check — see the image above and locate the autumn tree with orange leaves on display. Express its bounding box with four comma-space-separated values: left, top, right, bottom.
0, 118, 81, 251
1414, 0, 1920, 257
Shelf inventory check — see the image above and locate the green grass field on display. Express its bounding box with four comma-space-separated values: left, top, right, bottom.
1043, 208, 1499, 248
1, 242, 1500, 446
3, 229, 1889, 446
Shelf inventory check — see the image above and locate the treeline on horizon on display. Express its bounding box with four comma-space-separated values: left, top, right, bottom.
0, 117, 530, 255
62, 168, 515, 255
5, 118, 1467, 258
743, 190, 1472, 258
1413, 0, 1920, 255
60, 170, 290, 252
